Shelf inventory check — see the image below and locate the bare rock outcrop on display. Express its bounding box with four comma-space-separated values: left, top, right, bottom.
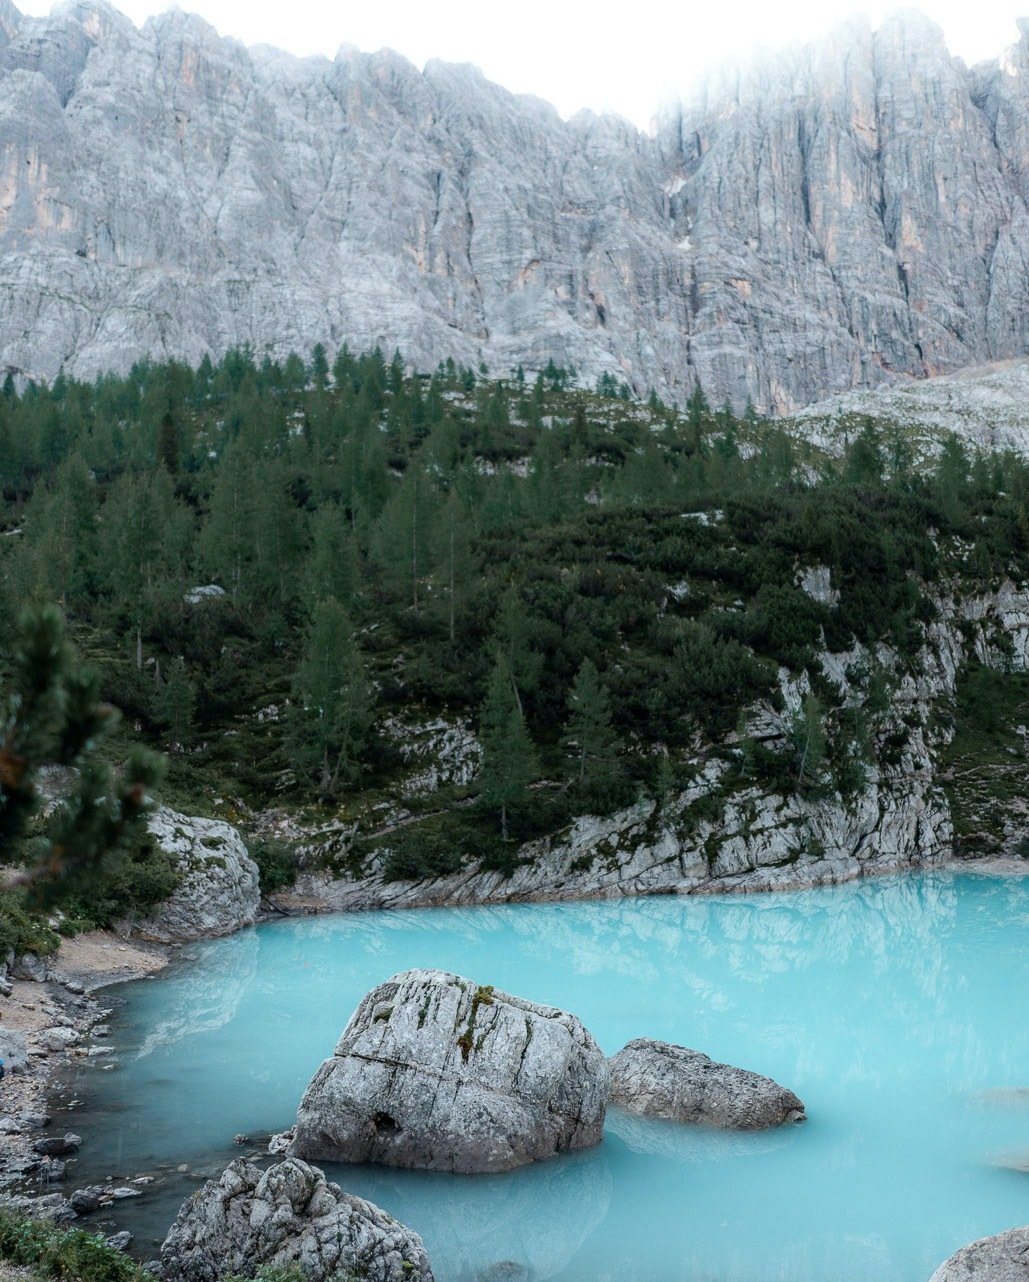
608, 1038, 805, 1129
131, 808, 259, 943
159, 1157, 433, 1282
4, 5, 1029, 410
926, 1226, 1029, 1282
290, 968, 608, 1173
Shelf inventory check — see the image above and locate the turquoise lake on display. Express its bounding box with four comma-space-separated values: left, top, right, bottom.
64, 871, 1028, 1281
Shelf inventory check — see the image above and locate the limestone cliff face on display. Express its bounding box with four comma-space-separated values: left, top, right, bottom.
3, 3, 1029, 410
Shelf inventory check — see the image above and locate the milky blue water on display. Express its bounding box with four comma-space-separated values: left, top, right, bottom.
63, 872, 1028, 1282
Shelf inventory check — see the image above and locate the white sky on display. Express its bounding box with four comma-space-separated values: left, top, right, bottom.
13, 0, 1029, 129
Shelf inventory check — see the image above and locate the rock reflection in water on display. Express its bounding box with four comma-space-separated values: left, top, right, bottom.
63, 872, 1028, 1282
330, 1146, 612, 1282
135, 930, 259, 1059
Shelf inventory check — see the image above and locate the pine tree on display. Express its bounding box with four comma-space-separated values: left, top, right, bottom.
0, 606, 162, 906
370, 466, 436, 610
156, 656, 197, 750
430, 491, 475, 643
304, 505, 359, 612
288, 600, 371, 800
478, 656, 539, 840
564, 658, 619, 791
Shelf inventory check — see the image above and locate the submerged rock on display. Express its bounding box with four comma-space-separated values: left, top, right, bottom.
32, 1133, 82, 1156
159, 1156, 433, 1282
133, 808, 260, 943
290, 968, 608, 1173
927, 1226, 1029, 1281
608, 1039, 805, 1129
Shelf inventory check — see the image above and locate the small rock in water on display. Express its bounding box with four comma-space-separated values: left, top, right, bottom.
69, 1186, 105, 1213
111, 1186, 141, 1199
992, 1150, 1029, 1173
176, 1164, 189, 1173
11, 1194, 76, 1224
92, 1025, 111, 1039
231, 1134, 248, 1145
106, 1231, 133, 1251
132, 1175, 156, 1185
267, 1129, 293, 1155
40, 1159, 67, 1182
19, 1112, 51, 1129
33, 1133, 82, 1156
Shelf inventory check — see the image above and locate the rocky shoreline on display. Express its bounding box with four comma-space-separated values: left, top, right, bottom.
0, 933, 172, 1197
274, 848, 1029, 917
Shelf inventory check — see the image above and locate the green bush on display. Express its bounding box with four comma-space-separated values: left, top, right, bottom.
0, 1207, 148, 1282
381, 820, 475, 881
250, 838, 298, 893
48, 832, 181, 930
0, 889, 60, 958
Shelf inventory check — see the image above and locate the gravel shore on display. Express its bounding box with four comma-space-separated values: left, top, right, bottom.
0, 933, 171, 1195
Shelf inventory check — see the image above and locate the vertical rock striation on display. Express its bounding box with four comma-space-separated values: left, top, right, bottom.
2, 4, 1029, 409
290, 968, 608, 1173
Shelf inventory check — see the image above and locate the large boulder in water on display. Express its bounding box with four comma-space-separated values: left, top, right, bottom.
290, 968, 608, 1173
132, 808, 260, 943
159, 1157, 433, 1282
926, 1226, 1029, 1281
608, 1038, 805, 1129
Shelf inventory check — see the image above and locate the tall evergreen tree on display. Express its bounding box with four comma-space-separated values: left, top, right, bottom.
563, 658, 619, 790
478, 655, 539, 840
288, 600, 371, 800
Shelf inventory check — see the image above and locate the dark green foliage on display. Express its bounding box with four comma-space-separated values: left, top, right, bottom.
6, 342, 1029, 878
0, 1206, 149, 1282
1, 607, 163, 912
380, 815, 480, 881
249, 838, 298, 892
478, 656, 540, 839
563, 657, 625, 806
0, 887, 61, 956
288, 599, 372, 800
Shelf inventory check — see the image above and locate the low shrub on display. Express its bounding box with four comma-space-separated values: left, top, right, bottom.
0, 1207, 148, 1282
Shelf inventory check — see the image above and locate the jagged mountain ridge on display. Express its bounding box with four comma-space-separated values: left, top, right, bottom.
3, 2, 1029, 411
